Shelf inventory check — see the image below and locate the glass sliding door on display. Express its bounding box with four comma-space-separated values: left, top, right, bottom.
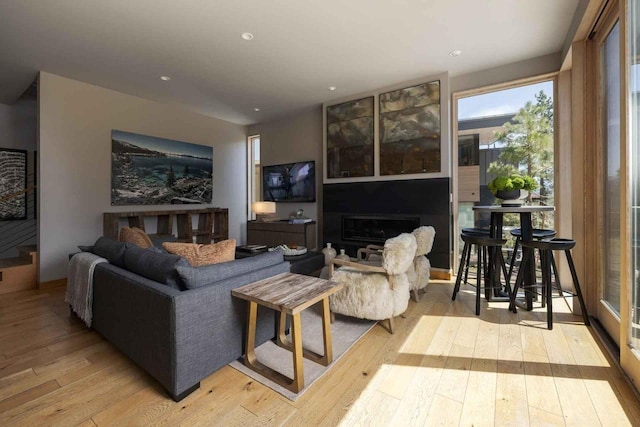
602, 21, 622, 317
624, 0, 640, 385
595, 5, 623, 345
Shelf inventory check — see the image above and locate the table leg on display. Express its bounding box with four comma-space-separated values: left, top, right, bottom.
290, 312, 304, 392
321, 297, 333, 365
277, 311, 288, 347
486, 212, 508, 301
520, 212, 535, 310
244, 303, 302, 393
276, 302, 333, 366
245, 301, 258, 366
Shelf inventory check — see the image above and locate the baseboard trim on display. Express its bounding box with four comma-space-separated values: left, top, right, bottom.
430, 268, 451, 280
39, 278, 66, 290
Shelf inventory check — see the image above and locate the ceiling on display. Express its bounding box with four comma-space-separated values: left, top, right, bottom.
0, 0, 580, 125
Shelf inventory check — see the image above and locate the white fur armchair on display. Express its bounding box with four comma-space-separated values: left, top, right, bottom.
354, 226, 436, 302
328, 233, 417, 333
405, 226, 436, 302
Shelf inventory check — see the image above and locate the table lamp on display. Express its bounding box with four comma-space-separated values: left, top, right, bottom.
252, 201, 277, 222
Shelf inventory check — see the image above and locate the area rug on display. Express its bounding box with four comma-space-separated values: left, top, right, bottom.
230, 305, 376, 401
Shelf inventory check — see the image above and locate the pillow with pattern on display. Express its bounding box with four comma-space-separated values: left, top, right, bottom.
163, 239, 236, 267
119, 226, 153, 249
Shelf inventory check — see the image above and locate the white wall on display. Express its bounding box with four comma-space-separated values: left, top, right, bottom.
247, 107, 323, 223
38, 72, 248, 282
0, 93, 37, 258
0, 94, 37, 151
450, 53, 561, 93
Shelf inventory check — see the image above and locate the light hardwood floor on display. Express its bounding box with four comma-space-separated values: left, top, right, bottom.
1, 279, 639, 426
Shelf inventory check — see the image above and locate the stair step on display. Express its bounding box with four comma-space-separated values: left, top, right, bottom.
0, 256, 32, 269
17, 244, 37, 255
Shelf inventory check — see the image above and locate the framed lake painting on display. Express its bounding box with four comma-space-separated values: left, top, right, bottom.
0, 148, 27, 220
379, 81, 441, 175
111, 130, 213, 206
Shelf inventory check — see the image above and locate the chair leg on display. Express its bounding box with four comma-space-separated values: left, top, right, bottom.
452, 242, 469, 300
476, 245, 483, 316
463, 242, 472, 284
550, 252, 563, 296
566, 250, 591, 326
541, 254, 546, 309
541, 250, 553, 330
507, 236, 521, 284
387, 317, 395, 334
330, 311, 335, 323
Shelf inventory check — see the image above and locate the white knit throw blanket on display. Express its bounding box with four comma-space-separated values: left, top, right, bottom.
66, 252, 107, 327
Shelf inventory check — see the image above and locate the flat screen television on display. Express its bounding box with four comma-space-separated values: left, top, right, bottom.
262, 161, 316, 202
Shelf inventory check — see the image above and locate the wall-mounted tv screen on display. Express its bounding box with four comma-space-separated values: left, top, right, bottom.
263, 161, 316, 202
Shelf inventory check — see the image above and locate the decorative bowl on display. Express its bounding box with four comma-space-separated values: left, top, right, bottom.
269, 245, 307, 256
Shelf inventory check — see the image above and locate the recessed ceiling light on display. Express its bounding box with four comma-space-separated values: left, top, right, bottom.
160, 75, 171, 81
449, 50, 462, 57
328, 86, 337, 91
241, 32, 254, 41
254, 108, 260, 112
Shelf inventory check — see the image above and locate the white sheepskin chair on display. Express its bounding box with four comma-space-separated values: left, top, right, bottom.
406, 226, 436, 302
328, 233, 416, 333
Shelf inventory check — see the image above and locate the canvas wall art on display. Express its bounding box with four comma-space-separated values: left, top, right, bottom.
111, 130, 213, 206
379, 81, 441, 175
0, 148, 27, 220
326, 96, 374, 178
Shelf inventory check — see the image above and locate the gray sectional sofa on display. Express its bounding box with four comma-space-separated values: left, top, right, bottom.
84, 237, 290, 401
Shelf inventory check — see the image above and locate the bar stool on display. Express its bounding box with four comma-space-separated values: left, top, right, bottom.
507, 228, 557, 283
458, 228, 490, 288
452, 232, 512, 315
509, 238, 590, 330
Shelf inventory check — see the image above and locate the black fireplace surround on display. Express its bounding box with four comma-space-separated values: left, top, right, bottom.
323, 178, 451, 270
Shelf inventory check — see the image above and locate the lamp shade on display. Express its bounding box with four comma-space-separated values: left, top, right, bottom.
252, 201, 276, 214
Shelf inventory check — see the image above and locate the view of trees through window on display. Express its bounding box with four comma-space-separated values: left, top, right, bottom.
457, 80, 555, 257
487, 90, 554, 229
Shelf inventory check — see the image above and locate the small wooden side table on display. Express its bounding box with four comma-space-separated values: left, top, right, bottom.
232, 272, 343, 393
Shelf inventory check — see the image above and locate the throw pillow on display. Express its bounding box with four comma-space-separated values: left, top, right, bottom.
119, 226, 153, 249
163, 239, 236, 267
124, 245, 189, 290
91, 237, 128, 267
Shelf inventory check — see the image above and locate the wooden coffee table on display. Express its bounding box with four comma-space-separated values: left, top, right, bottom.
232, 272, 343, 392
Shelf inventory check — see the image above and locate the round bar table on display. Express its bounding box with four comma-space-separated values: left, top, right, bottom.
472, 205, 555, 310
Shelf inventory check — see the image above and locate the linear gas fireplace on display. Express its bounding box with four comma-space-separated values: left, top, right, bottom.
342, 216, 420, 243
323, 178, 451, 270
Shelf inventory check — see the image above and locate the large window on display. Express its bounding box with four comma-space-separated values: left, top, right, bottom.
247, 135, 260, 220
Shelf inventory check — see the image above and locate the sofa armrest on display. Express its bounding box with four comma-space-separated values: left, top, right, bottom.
172, 262, 290, 395
91, 264, 181, 396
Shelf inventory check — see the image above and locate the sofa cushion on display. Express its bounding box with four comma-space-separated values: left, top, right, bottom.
177, 249, 285, 290
92, 237, 128, 267
124, 244, 189, 290
119, 226, 153, 249
163, 239, 236, 267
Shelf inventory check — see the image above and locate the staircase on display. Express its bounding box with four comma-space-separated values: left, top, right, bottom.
0, 245, 37, 294
0, 165, 37, 294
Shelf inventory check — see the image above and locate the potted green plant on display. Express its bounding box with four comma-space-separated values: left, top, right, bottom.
487, 174, 538, 206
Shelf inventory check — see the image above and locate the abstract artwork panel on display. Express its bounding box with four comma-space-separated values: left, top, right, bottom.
0, 148, 27, 220
111, 130, 213, 206
379, 81, 441, 175
326, 97, 374, 178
